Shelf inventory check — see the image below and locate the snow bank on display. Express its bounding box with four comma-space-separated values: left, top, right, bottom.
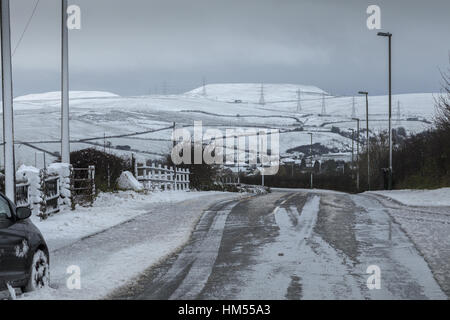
16, 165, 42, 215
30, 190, 223, 252
48, 163, 72, 208
117, 171, 143, 191
369, 188, 450, 207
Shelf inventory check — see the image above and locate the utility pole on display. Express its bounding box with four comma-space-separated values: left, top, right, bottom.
359, 91, 370, 190
1, 0, 16, 202
308, 132, 313, 189
353, 118, 360, 191
396, 101, 401, 125
61, 0, 70, 164
378, 32, 393, 190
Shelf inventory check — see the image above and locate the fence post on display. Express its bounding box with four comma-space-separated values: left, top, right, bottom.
89, 165, 95, 206
70, 166, 76, 210
39, 169, 47, 219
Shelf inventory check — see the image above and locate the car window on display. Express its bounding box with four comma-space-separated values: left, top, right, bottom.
0, 196, 12, 220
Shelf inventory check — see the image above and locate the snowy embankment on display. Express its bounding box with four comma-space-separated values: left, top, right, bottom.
366, 188, 450, 296
12, 191, 245, 300
368, 188, 450, 207
31, 191, 203, 252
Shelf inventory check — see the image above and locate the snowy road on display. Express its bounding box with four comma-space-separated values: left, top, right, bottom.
112, 190, 448, 300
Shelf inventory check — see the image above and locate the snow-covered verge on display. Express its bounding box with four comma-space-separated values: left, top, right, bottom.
368, 188, 450, 207
362, 191, 450, 296
30, 191, 222, 252
9, 191, 245, 300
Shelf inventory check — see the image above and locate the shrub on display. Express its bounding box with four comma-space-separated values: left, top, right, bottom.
70, 148, 131, 192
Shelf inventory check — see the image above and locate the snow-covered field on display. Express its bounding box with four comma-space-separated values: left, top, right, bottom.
369, 188, 450, 207
0, 83, 439, 167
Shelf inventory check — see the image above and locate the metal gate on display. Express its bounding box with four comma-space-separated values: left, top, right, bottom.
70, 166, 95, 208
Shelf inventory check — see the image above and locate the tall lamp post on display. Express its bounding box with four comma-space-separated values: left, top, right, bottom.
377, 32, 393, 190
352, 118, 360, 191
308, 132, 313, 189
61, 0, 70, 164
358, 92, 370, 190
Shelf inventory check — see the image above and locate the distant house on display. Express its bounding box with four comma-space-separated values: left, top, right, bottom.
116, 145, 131, 151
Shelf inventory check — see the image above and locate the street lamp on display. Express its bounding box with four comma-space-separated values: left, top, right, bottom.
377, 31, 393, 190
308, 132, 313, 189
352, 118, 360, 191
358, 91, 370, 190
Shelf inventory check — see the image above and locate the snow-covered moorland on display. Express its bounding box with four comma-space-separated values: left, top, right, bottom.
6, 84, 438, 167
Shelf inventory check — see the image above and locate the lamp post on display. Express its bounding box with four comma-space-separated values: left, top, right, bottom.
352, 118, 360, 191
61, 0, 70, 164
359, 91, 370, 190
308, 132, 313, 189
349, 128, 355, 169
378, 32, 393, 189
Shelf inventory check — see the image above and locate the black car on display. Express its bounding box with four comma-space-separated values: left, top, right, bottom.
0, 192, 49, 292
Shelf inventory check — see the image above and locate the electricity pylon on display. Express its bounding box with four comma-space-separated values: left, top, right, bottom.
259, 84, 265, 105
296, 89, 302, 113
351, 96, 356, 118
321, 93, 326, 115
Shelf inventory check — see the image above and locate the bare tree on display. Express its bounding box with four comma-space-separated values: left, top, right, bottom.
435, 56, 450, 131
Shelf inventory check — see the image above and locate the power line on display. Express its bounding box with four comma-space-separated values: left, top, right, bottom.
12, 0, 40, 57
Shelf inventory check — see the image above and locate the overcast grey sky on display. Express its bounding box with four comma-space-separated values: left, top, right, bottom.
8, 0, 450, 97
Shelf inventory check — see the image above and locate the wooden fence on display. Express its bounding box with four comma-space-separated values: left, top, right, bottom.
134, 162, 190, 191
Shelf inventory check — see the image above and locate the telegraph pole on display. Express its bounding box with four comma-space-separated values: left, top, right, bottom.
61, 0, 70, 164
1, 0, 16, 202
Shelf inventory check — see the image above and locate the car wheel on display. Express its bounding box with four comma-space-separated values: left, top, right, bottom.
22, 249, 50, 292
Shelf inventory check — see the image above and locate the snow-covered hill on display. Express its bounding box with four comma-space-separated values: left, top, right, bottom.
186, 83, 327, 103
0, 84, 439, 167
14, 91, 119, 102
